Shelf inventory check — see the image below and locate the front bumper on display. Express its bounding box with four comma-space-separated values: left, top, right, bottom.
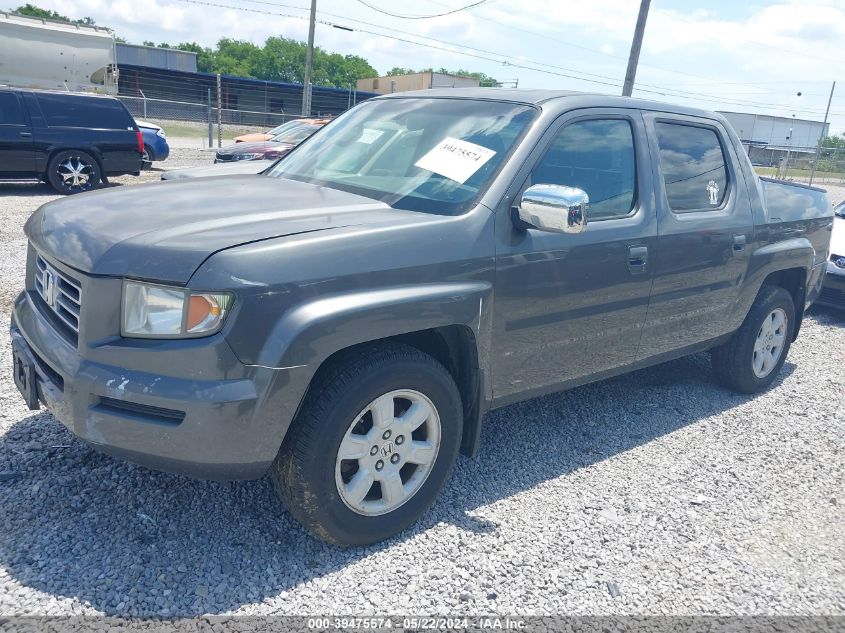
11, 287, 308, 480
815, 265, 845, 309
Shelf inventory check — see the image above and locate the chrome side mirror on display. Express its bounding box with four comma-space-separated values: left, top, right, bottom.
516, 184, 589, 234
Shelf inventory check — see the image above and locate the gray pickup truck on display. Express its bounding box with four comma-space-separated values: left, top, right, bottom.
11, 90, 833, 546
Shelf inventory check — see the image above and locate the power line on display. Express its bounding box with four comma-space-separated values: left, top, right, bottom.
217, 0, 839, 112
176, 0, 845, 117
231, 0, 842, 113
353, 0, 490, 20
425, 0, 841, 93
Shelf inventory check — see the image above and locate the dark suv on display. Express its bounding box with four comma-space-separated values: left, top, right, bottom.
0, 88, 142, 194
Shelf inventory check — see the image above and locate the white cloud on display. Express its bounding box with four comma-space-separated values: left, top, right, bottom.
18, 0, 845, 133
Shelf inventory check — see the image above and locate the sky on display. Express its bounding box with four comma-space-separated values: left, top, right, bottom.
27, 0, 845, 135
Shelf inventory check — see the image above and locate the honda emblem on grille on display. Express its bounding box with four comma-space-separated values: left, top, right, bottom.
42, 269, 57, 308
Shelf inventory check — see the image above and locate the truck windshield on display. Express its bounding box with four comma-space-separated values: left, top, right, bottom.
267, 98, 537, 215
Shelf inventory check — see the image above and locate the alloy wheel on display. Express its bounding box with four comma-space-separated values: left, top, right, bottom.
56, 156, 95, 192
752, 307, 787, 378
335, 389, 441, 516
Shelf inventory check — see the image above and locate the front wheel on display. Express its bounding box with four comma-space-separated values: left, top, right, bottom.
712, 285, 795, 393
47, 150, 101, 194
272, 343, 463, 546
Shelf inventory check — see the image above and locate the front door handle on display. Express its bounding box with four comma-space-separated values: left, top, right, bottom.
733, 234, 747, 253
19, 131, 32, 138
627, 245, 649, 274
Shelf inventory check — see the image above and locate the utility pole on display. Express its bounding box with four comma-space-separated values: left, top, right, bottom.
622, 0, 651, 97
216, 73, 222, 148
809, 81, 836, 186
302, 0, 317, 116
207, 88, 213, 148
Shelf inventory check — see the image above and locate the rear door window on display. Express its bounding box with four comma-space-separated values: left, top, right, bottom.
655, 122, 729, 211
0, 92, 26, 126
35, 93, 133, 130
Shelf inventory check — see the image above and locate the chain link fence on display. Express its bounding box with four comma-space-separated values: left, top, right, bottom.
744, 142, 845, 185
118, 95, 310, 131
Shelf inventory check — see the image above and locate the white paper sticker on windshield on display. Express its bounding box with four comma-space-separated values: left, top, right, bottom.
414, 137, 497, 184
358, 128, 384, 144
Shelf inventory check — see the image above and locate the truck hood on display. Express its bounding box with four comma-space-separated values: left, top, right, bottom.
222, 140, 292, 154
25, 176, 395, 284
162, 161, 272, 180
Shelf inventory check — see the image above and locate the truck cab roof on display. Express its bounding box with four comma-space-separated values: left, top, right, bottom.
377, 87, 723, 121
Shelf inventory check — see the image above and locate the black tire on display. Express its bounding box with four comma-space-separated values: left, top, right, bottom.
712, 285, 795, 394
142, 145, 154, 168
272, 342, 463, 546
47, 150, 101, 194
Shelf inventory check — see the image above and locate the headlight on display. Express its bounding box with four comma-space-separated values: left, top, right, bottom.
155, 128, 166, 139
234, 153, 262, 161
122, 281, 233, 338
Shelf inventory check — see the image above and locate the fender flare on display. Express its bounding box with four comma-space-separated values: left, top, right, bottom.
730, 237, 815, 332
256, 281, 493, 370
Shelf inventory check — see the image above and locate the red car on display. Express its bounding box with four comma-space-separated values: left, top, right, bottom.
214, 121, 325, 163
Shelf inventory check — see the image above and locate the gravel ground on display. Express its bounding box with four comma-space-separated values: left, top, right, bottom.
0, 152, 843, 617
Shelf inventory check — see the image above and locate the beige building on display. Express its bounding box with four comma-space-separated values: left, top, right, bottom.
357, 71, 481, 95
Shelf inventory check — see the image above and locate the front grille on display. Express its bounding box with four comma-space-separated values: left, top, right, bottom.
35, 255, 82, 335
215, 153, 233, 162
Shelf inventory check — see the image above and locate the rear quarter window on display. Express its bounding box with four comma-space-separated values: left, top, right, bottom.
0, 92, 26, 125
35, 93, 134, 130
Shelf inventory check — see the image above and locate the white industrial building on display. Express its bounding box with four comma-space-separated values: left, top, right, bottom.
718, 111, 828, 147
718, 111, 829, 166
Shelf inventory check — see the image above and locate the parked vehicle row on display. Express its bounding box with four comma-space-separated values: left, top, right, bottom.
10, 89, 833, 547
214, 119, 326, 163
0, 87, 142, 193
161, 118, 327, 180
233, 117, 330, 143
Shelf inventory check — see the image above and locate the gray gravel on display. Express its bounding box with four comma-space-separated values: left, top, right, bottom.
0, 152, 844, 617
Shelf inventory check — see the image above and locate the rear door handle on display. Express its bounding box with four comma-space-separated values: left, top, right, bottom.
733, 234, 747, 252
627, 245, 649, 274
19, 131, 32, 138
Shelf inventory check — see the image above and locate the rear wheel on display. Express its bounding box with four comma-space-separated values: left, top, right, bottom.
141, 144, 154, 167
272, 343, 462, 546
47, 150, 101, 194
712, 286, 795, 393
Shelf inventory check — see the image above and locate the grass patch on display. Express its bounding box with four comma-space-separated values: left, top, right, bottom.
753, 166, 845, 182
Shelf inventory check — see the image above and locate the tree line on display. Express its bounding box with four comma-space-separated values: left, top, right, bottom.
11, 4, 499, 89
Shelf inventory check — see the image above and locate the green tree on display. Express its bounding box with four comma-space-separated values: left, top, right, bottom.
12, 3, 96, 25
386, 67, 416, 76
232, 36, 377, 87
211, 38, 261, 77
821, 134, 845, 149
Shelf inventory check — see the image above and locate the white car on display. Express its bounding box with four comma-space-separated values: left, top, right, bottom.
817, 200, 845, 309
